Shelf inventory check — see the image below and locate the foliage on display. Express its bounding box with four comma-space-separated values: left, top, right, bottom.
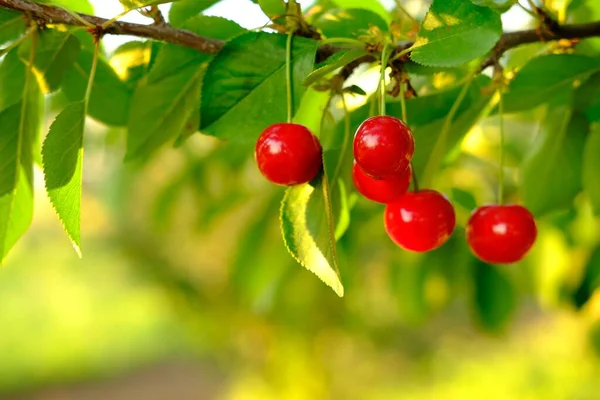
0, 0, 599, 336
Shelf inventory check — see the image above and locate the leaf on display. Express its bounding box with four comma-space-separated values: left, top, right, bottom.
521, 107, 588, 217
19, 30, 81, 93
0, 8, 25, 45
36, 0, 94, 14
42, 102, 86, 256
280, 176, 344, 297
200, 32, 317, 143
572, 247, 600, 309
109, 41, 156, 89
584, 123, 600, 215
313, 8, 388, 38
169, 0, 221, 27
258, 0, 287, 19
469, 0, 517, 12
62, 50, 131, 126
574, 71, 600, 122
504, 54, 600, 113
119, 0, 174, 8
451, 187, 477, 210
331, 0, 391, 23
0, 71, 42, 262
303, 48, 367, 86
472, 261, 516, 332
410, 0, 502, 67
127, 16, 243, 159
0, 49, 26, 109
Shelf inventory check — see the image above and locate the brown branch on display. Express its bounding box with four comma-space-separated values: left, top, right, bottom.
1, 0, 600, 66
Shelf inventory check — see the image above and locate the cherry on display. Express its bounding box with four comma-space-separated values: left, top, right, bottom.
353, 116, 415, 179
466, 205, 537, 264
384, 190, 455, 252
255, 123, 322, 186
352, 161, 411, 204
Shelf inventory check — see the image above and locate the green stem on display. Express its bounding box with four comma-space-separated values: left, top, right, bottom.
379, 44, 392, 116
332, 94, 351, 183
48, 2, 95, 28
388, 45, 414, 63
102, 8, 133, 30
286, 31, 294, 123
84, 40, 100, 113
399, 78, 407, 123
498, 89, 505, 205
319, 37, 365, 47
421, 69, 477, 188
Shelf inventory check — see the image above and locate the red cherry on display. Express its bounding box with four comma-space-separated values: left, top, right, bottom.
466, 205, 537, 264
353, 116, 415, 179
255, 123, 322, 186
352, 161, 411, 204
384, 190, 456, 252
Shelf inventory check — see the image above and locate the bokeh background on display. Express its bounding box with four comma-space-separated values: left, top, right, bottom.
2, 0, 600, 399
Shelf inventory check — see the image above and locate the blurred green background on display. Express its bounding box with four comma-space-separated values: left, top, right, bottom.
2, 0, 600, 399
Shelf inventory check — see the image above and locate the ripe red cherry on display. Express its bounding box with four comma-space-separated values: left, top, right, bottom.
353, 116, 415, 179
466, 205, 537, 264
352, 161, 411, 204
384, 190, 455, 252
255, 123, 322, 186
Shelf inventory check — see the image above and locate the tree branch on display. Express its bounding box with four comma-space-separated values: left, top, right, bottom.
1, 0, 600, 66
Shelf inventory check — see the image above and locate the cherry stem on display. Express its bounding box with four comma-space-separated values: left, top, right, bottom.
498, 89, 505, 205
285, 31, 294, 123
319, 37, 365, 47
331, 93, 350, 183
399, 80, 419, 192
84, 39, 100, 111
411, 167, 420, 192
379, 43, 392, 116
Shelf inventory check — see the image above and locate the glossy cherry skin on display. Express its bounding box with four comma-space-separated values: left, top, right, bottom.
352, 161, 411, 204
255, 123, 322, 186
466, 205, 537, 264
353, 116, 415, 179
384, 190, 456, 252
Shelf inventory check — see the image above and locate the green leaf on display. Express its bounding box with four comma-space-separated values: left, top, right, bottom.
119, 0, 173, 8
0, 49, 26, 109
472, 261, 516, 332
127, 16, 243, 159
303, 48, 367, 86
200, 32, 317, 143
0, 9, 25, 45
410, 0, 502, 67
470, 0, 517, 12
258, 0, 287, 19
572, 247, 600, 309
62, 50, 131, 126
0, 71, 42, 262
169, 0, 221, 27
280, 176, 344, 297
109, 41, 156, 89
521, 107, 588, 217
451, 187, 477, 210
42, 102, 85, 255
36, 0, 94, 14
19, 30, 81, 93
331, 0, 391, 23
313, 8, 388, 38
584, 123, 600, 215
504, 54, 600, 113
574, 71, 600, 122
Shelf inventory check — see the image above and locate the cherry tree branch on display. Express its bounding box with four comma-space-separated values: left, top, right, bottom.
1, 0, 600, 64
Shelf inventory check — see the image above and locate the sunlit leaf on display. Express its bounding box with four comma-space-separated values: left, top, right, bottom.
42, 102, 86, 256
411, 0, 502, 67
584, 123, 600, 215
313, 8, 388, 38
303, 48, 367, 86
331, 0, 391, 23
169, 0, 222, 26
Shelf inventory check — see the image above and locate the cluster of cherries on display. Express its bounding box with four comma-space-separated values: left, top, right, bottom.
255, 116, 537, 264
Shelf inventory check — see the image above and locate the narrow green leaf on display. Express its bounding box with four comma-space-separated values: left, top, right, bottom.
504, 54, 600, 113
200, 32, 317, 143
472, 261, 516, 332
410, 0, 502, 67
303, 48, 367, 87
19, 30, 81, 93
0, 49, 26, 109
470, 0, 517, 12
280, 176, 344, 297
331, 0, 391, 23
62, 50, 131, 126
0, 9, 25, 45
169, 0, 221, 27
522, 107, 588, 216
584, 123, 600, 215
42, 102, 85, 256
258, 0, 287, 19
572, 247, 600, 309
0, 70, 41, 262
313, 8, 388, 38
